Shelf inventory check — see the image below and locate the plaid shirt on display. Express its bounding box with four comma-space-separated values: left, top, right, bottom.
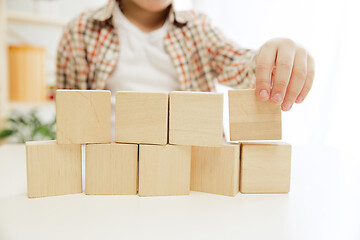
56, 0, 257, 91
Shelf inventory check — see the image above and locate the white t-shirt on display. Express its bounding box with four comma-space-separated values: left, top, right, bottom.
106, 4, 179, 140
107, 4, 179, 93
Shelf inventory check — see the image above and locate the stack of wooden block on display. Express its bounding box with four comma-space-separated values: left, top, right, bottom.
26, 89, 291, 198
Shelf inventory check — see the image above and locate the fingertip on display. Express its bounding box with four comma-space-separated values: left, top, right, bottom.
295, 95, 304, 103
281, 101, 293, 111
257, 89, 269, 101
270, 93, 283, 105
281, 105, 291, 111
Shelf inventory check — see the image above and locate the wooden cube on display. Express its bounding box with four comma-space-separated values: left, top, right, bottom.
115, 92, 168, 144
139, 144, 191, 196
56, 90, 111, 144
191, 143, 240, 196
85, 143, 138, 195
26, 140, 82, 198
229, 89, 282, 141
169, 91, 223, 146
240, 142, 291, 193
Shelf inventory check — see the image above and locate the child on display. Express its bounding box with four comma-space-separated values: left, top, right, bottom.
56, 0, 314, 112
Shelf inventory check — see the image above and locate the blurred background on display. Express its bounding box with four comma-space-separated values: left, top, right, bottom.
0, 0, 359, 158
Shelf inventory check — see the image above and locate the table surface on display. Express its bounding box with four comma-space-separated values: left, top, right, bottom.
0, 144, 359, 240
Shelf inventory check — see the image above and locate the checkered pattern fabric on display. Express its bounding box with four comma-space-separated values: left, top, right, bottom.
56, 0, 257, 91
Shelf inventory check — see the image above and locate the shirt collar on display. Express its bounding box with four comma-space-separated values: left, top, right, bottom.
93, 0, 187, 25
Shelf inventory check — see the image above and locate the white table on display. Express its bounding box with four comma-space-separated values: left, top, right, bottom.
0, 144, 359, 240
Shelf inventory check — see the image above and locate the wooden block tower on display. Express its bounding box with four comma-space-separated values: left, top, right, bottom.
25, 88, 292, 199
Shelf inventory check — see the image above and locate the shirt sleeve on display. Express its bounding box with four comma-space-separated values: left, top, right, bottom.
56, 15, 89, 90
200, 13, 257, 89
56, 24, 74, 89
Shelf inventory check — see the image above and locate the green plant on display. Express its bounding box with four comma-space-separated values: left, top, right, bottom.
0, 111, 56, 143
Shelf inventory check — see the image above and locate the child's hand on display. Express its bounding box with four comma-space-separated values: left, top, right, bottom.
254, 38, 315, 111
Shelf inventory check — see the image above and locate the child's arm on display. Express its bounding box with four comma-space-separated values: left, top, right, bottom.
201, 14, 314, 111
